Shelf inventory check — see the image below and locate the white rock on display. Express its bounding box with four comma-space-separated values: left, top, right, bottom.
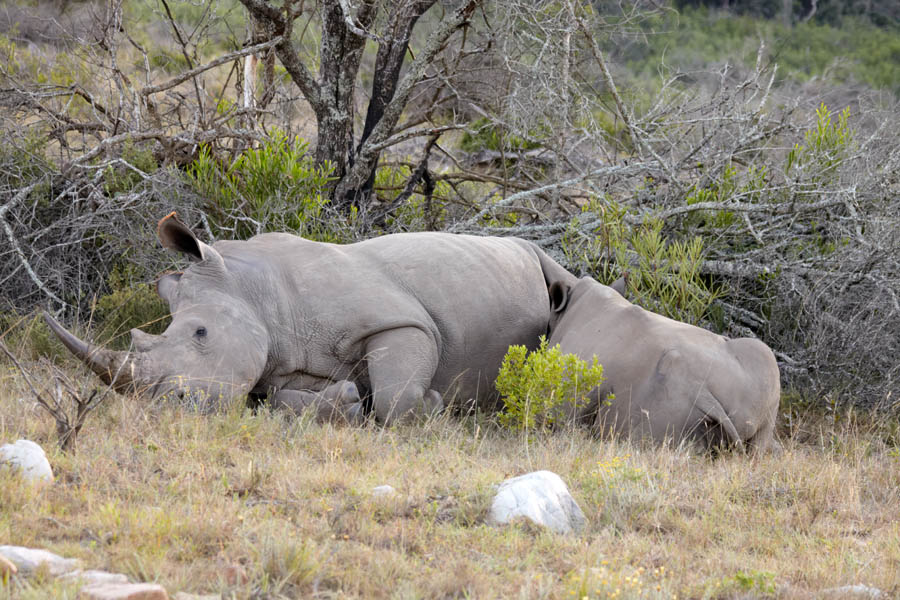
822, 584, 885, 598
79, 582, 169, 600
372, 485, 397, 498
0, 439, 53, 483
487, 470, 586, 534
62, 570, 130, 585
0, 545, 80, 575
173, 593, 220, 600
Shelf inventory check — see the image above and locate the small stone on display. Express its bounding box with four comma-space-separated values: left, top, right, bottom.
486, 470, 586, 535
0, 554, 17, 580
372, 485, 397, 498
62, 570, 130, 585
0, 439, 53, 484
79, 582, 169, 600
0, 545, 80, 575
173, 593, 220, 600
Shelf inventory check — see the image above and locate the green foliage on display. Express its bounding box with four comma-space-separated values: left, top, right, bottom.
629, 9, 900, 94
460, 117, 543, 153
93, 266, 170, 350
103, 139, 158, 196
786, 104, 853, 187
628, 220, 720, 325
562, 199, 720, 326
374, 164, 449, 231
187, 132, 336, 240
496, 337, 605, 431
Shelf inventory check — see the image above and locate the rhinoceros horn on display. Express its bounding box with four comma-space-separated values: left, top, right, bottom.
43, 312, 140, 393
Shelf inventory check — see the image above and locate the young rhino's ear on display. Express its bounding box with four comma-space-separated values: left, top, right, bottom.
157, 212, 223, 267
549, 281, 571, 313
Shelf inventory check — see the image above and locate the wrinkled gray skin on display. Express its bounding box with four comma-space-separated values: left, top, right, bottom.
548, 277, 780, 454
47, 214, 577, 424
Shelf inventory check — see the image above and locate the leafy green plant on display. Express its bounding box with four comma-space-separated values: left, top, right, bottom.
562, 200, 720, 326
495, 337, 605, 430
187, 132, 335, 240
786, 104, 853, 187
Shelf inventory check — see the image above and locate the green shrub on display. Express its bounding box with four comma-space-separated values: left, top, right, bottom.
187, 132, 336, 241
562, 199, 720, 326
103, 139, 158, 196
374, 163, 449, 231
786, 104, 853, 188
460, 117, 542, 153
495, 337, 605, 431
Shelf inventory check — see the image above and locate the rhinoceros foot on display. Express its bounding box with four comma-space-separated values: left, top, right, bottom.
271, 381, 363, 424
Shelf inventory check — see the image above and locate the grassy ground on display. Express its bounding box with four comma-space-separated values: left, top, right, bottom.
1, 363, 899, 599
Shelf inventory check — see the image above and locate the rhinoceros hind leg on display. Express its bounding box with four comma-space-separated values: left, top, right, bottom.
363, 327, 439, 425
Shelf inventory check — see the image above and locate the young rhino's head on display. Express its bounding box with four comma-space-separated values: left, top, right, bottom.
47, 213, 268, 409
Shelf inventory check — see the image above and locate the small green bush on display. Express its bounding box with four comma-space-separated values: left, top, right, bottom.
187, 132, 336, 240
562, 199, 720, 326
495, 337, 605, 431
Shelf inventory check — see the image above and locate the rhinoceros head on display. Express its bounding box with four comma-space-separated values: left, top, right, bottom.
46, 213, 269, 408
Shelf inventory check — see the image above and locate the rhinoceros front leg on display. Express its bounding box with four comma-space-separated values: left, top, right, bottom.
364, 327, 443, 425
270, 380, 364, 424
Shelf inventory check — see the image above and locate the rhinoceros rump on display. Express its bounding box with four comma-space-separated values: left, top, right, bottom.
48, 213, 577, 424
547, 277, 780, 453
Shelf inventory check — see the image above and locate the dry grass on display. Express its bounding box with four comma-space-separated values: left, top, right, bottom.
1, 364, 899, 599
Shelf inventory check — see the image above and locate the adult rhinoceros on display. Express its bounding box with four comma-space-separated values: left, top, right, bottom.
547, 277, 780, 453
46, 213, 577, 424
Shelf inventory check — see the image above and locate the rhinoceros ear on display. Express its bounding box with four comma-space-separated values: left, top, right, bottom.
156, 272, 181, 306
610, 275, 627, 298
549, 281, 571, 313
157, 212, 223, 267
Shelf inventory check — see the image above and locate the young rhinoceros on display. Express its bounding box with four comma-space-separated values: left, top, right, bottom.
46, 213, 577, 425
547, 277, 780, 453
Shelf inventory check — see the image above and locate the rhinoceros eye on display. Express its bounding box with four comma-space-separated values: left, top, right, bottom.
194, 326, 207, 339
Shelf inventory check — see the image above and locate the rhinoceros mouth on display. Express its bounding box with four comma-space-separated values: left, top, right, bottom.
43, 312, 145, 394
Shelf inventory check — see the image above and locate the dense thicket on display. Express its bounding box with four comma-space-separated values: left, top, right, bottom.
1, 0, 898, 410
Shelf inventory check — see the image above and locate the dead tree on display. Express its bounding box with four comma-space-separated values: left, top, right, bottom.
237, 0, 479, 215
